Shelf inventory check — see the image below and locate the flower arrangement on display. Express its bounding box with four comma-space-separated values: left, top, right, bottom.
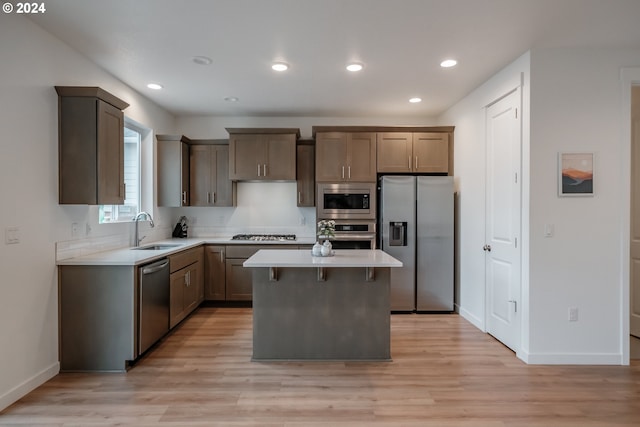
317, 219, 335, 239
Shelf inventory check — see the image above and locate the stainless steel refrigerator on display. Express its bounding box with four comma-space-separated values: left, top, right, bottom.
380, 176, 454, 311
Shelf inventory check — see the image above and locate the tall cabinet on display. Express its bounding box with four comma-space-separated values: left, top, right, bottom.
55, 86, 129, 204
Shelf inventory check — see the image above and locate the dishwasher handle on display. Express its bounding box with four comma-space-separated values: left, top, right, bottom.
141, 259, 169, 275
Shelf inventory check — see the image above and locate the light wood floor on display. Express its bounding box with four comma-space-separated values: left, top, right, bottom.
1, 307, 639, 426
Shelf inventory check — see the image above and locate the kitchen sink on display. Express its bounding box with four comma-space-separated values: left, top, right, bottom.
132, 244, 182, 251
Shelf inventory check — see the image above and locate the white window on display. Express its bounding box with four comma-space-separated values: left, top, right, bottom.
98, 123, 142, 223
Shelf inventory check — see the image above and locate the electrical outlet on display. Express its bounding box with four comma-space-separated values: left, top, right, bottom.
299, 216, 306, 226
5, 226, 19, 244
568, 307, 578, 322
71, 222, 79, 237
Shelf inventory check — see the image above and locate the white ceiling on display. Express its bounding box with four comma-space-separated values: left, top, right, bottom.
29, 0, 640, 118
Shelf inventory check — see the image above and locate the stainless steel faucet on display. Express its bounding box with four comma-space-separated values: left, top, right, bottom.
133, 211, 155, 246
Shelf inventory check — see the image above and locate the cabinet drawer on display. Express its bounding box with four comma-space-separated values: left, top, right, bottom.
169, 246, 203, 273
225, 244, 292, 259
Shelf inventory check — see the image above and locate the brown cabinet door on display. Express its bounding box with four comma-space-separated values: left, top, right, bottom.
229, 134, 263, 180
316, 132, 348, 181
169, 271, 186, 329
97, 100, 125, 204
190, 145, 211, 206
413, 133, 449, 173
183, 263, 199, 314
377, 132, 413, 173
296, 143, 315, 206
225, 258, 253, 301
204, 246, 226, 301
347, 132, 377, 182
180, 142, 190, 205
212, 145, 236, 206
264, 134, 296, 180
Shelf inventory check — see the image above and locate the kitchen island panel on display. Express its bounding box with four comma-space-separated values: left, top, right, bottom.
252, 266, 390, 361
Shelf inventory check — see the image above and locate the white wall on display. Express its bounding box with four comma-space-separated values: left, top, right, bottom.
526, 47, 640, 364
0, 15, 176, 410
438, 52, 531, 337
175, 115, 436, 235
440, 46, 640, 365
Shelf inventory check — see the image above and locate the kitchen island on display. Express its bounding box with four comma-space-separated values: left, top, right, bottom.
243, 249, 402, 361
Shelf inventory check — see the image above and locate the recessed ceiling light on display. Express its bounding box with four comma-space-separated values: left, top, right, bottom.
346, 62, 364, 72
271, 62, 289, 71
146, 83, 163, 90
440, 59, 457, 68
409, 97, 422, 103
192, 56, 213, 65
224, 96, 239, 102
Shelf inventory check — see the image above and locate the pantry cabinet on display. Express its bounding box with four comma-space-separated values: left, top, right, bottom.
55, 86, 129, 205
315, 132, 376, 182
227, 128, 299, 181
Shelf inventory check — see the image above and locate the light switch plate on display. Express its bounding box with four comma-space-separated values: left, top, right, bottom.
5, 226, 19, 244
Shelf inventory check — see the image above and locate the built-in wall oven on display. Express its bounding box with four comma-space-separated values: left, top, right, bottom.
317, 182, 376, 220
330, 220, 377, 249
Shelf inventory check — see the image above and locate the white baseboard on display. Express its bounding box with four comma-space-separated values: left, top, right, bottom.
0, 362, 59, 412
520, 351, 623, 365
458, 306, 485, 332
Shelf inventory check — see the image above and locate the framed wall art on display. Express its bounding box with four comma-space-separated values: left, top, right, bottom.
558, 152, 594, 197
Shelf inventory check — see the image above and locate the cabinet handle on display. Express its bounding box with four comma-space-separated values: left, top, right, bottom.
298, 191, 302, 204
263, 164, 267, 177
348, 166, 351, 179
213, 192, 216, 204
122, 182, 126, 199
415, 156, 418, 170
342, 166, 345, 179
257, 164, 261, 177
182, 191, 187, 204
409, 156, 412, 171
220, 250, 225, 263
207, 192, 211, 204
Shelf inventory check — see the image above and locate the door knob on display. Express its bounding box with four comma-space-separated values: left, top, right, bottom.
483, 244, 492, 252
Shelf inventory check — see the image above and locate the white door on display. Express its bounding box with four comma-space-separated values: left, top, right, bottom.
630, 85, 640, 339
485, 88, 522, 352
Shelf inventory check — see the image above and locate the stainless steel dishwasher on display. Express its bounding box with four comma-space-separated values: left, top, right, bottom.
138, 258, 170, 354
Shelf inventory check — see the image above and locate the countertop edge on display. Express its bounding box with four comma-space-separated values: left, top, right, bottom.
56, 237, 317, 266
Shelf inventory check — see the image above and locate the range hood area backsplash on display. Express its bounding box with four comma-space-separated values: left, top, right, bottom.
183, 182, 316, 238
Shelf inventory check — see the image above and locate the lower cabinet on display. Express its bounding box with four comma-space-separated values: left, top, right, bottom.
204, 244, 299, 301
204, 245, 226, 300
169, 246, 203, 328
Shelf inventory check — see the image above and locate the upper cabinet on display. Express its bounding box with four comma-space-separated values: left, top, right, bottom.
315, 131, 377, 182
157, 134, 191, 207
227, 128, 299, 181
377, 131, 450, 173
190, 142, 236, 207
55, 86, 129, 205
296, 139, 315, 207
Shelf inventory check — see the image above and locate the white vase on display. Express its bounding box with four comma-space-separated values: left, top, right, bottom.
322, 239, 332, 250
312, 242, 323, 256
320, 244, 331, 256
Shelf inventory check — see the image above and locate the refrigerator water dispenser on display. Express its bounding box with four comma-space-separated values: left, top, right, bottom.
389, 222, 407, 246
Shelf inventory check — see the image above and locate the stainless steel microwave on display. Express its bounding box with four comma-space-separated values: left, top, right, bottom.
316, 182, 377, 220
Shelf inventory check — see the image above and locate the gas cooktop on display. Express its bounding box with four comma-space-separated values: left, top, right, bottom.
231, 234, 296, 242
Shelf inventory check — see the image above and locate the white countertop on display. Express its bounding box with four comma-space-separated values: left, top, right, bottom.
243, 249, 403, 268
56, 237, 316, 266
